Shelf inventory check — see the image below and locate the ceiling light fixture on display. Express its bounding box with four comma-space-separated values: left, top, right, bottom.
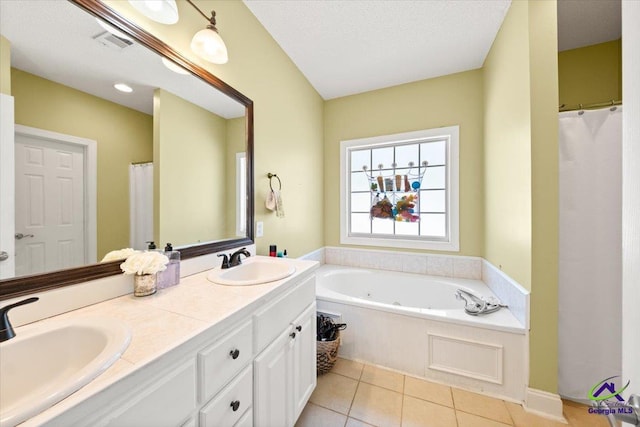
114, 83, 134, 93
127, 0, 179, 25
186, 0, 228, 64
161, 57, 190, 75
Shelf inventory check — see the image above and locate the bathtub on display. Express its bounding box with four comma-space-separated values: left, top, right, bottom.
315, 264, 528, 401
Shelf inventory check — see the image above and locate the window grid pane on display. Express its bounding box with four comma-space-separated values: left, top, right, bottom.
348, 139, 448, 242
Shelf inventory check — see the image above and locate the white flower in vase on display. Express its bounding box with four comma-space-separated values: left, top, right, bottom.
120, 251, 169, 276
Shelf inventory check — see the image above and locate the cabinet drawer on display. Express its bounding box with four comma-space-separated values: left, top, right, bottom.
199, 319, 253, 403
253, 275, 315, 352
235, 408, 252, 427
200, 365, 253, 427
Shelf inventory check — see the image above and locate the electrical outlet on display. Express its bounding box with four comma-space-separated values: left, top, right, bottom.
256, 221, 264, 237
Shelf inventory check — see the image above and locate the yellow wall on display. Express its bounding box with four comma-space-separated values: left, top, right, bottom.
558, 39, 622, 107
483, 0, 559, 394
154, 89, 227, 247
0, 36, 10, 95
529, 0, 559, 396
12, 69, 153, 258
323, 70, 485, 256
104, 0, 325, 257
483, 1, 532, 289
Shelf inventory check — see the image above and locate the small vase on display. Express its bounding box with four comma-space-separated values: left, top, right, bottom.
133, 273, 157, 297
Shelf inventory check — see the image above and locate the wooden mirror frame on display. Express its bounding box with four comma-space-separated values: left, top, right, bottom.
0, 0, 254, 300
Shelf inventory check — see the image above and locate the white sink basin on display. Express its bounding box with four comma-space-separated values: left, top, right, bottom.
207, 257, 296, 286
0, 317, 131, 427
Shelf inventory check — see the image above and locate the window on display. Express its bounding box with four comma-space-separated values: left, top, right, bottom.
340, 126, 459, 251
236, 152, 247, 237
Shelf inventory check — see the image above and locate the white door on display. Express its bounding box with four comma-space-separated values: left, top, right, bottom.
621, 1, 640, 425
0, 94, 15, 279
291, 303, 317, 422
254, 328, 292, 427
14, 134, 85, 276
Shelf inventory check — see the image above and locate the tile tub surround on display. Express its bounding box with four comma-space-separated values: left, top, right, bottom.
306, 247, 528, 328
296, 358, 610, 427
9, 256, 318, 426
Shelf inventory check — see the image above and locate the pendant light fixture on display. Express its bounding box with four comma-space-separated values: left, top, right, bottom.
127, 0, 179, 25
186, 0, 228, 64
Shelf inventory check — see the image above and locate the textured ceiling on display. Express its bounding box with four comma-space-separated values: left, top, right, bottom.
243, 0, 512, 100
557, 0, 621, 51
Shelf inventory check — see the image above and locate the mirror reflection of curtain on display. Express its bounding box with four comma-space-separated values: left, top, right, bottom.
129, 163, 154, 250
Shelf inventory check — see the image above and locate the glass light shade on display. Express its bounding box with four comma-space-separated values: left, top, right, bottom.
161, 57, 190, 75
191, 28, 228, 64
128, 0, 179, 25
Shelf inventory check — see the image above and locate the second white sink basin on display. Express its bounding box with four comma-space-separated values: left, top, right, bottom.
0, 317, 131, 427
207, 257, 295, 285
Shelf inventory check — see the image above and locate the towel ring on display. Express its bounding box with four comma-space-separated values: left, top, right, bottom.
267, 173, 282, 191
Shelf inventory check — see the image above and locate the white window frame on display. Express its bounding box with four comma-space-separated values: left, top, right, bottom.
235, 152, 247, 237
340, 126, 459, 251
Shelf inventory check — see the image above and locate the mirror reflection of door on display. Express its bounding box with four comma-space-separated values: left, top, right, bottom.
14, 126, 97, 276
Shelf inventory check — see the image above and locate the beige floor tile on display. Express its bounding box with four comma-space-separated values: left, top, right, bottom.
296, 403, 348, 427
349, 382, 403, 427
452, 388, 513, 425
456, 411, 513, 427
402, 395, 457, 427
332, 358, 364, 380
360, 364, 405, 393
505, 402, 568, 427
346, 418, 375, 427
404, 376, 453, 408
563, 402, 612, 427
310, 372, 359, 415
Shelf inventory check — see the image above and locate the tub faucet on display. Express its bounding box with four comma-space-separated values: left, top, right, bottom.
455, 289, 506, 316
229, 248, 251, 267
0, 297, 39, 342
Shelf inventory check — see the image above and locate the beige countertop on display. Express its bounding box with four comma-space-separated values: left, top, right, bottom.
18, 256, 319, 426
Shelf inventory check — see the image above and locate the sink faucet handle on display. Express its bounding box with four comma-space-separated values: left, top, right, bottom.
0, 297, 39, 342
217, 253, 230, 269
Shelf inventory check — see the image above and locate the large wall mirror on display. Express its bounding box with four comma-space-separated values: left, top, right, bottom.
0, 0, 254, 299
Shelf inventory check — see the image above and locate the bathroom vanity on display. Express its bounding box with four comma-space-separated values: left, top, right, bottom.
14, 257, 318, 427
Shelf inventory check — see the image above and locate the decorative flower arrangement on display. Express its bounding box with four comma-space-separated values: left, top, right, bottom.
101, 248, 140, 263
120, 251, 169, 276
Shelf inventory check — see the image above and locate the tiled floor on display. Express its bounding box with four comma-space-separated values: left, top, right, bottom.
295, 358, 612, 427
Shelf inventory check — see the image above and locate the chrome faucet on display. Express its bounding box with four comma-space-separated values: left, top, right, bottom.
218, 248, 251, 269
455, 289, 506, 316
0, 297, 39, 342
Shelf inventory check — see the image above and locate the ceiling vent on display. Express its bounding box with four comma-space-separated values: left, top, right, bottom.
93, 31, 133, 51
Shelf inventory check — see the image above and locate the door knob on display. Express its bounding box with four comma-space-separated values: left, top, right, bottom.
15, 233, 34, 240
0, 251, 8, 261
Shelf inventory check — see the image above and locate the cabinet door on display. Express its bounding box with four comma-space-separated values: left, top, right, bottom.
253, 328, 293, 427
291, 303, 317, 422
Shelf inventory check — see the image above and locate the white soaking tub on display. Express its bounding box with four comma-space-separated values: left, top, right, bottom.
315, 264, 528, 402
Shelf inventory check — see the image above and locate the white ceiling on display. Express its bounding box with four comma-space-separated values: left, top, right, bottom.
0, 0, 245, 119
244, 0, 622, 100
243, 0, 512, 100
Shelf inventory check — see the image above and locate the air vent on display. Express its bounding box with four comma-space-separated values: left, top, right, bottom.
93, 31, 134, 51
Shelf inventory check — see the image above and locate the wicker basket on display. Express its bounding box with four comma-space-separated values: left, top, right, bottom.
316, 332, 341, 375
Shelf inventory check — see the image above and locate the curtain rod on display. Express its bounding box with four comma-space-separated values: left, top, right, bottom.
559, 99, 621, 112
131, 161, 153, 165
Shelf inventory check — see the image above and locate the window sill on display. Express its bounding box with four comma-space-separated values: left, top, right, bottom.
340, 235, 460, 252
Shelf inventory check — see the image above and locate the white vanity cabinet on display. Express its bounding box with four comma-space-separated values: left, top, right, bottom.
36, 263, 318, 427
253, 276, 317, 427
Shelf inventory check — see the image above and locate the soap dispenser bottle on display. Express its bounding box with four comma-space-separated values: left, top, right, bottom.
155, 242, 179, 289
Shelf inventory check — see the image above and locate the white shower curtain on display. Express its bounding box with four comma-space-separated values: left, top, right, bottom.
558, 107, 622, 401
129, 163, 154, 251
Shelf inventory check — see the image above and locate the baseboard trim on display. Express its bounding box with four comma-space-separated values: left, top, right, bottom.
524, 388, 567, 423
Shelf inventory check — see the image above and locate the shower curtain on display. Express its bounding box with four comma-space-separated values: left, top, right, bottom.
558, 107, 622, 401
129, 162, 154, 251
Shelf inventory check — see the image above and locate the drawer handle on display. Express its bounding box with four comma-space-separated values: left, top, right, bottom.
296, 325, 302, 332
289, 332, 296, 339
230, 400, 241, 412
229, 349, 240, 359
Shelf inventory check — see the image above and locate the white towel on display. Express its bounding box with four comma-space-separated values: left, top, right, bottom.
274, 190, 285, 218
266, 190, 276, 211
